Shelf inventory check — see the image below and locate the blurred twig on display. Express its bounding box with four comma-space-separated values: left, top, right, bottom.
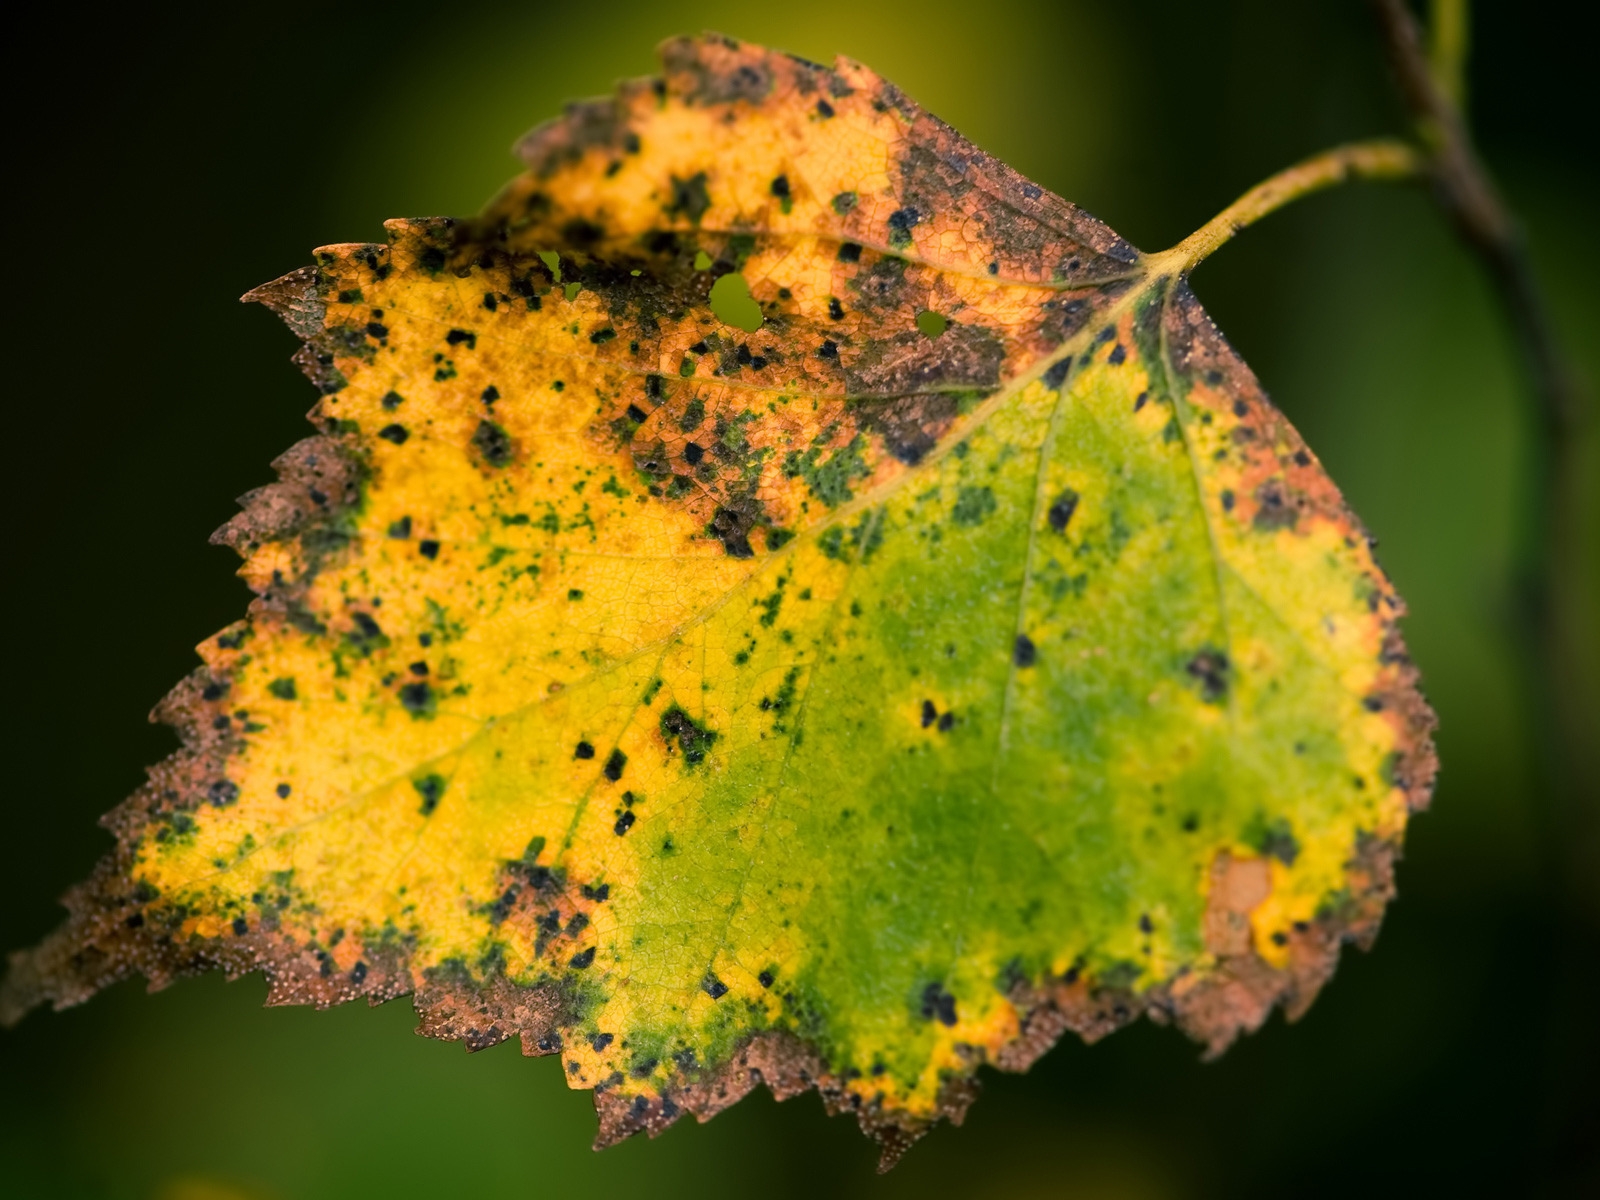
1370, 0, 1596, 897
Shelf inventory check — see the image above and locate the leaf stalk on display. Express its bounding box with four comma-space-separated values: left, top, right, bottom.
1157, 140, 1422, 275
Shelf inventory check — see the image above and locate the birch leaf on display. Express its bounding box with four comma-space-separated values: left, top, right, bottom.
2, 34, 1436, 1169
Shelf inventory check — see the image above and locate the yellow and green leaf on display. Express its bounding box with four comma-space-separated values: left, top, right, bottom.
1, 34, 1435, 1167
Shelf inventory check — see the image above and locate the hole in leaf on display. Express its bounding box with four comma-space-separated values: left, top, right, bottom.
916, 309, 947, 338
537, 249, 562, 283
710, 273, 764, 333
693, 250, 714, 271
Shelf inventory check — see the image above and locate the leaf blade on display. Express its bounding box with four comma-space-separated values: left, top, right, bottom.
2, 33, 1435, 1167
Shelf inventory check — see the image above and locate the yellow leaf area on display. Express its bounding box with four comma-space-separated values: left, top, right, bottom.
3, 35, 1435, 1167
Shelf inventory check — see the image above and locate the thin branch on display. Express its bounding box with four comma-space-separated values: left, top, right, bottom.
1370, 0, 1586, 441
1159, 139, 1422, 274
1370, 0, 1597, 894
1428, 0, 1470, 111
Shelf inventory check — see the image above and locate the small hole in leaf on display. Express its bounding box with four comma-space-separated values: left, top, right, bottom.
916, 310, 947, 338
709, 273, 764, 333
693, 250, 714, 271
537, 249, 561, 283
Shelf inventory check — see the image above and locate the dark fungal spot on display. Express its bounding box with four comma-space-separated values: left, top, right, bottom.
365, 322, 388, 339
473, 420, 513, 467
920, 982, 958, 1026
561, 218, 603, 250
669, 172, 711, 223
625, 404, 647, 423
683, 442, 705, 466
770, 174, 790, 199
570, 947, 596, 969
759, 969, 775, 988
1253, 817, 1301, 865
590, 326, 617, 344
1233, 400, 1249, 417
591, 1032, 614, 1052
1294, 449, 1311, 467
707, 507, 755, 558
1186, 650, 1230, 703
988, 261, 999, 275
816, 98, 834, 118
413, 774, 446, 816
378, 424, 409, 445
267, 677, 297, 701
604, 748, 627, 781
419, 246, 446, 273
232, 917, 249, 936
886, 206, 921, 249
630, 1057, 659, 1079
208, 780, 239, 806
276, 783, 291, 798
481, 385, 500, 404
702, 973, 729, 1000
1221, 489, 1235, 512
937, 711, 955, 733
446, 328, 476, 348
388, 516, 412, 539
201, 681, 227, 701
1048, 489, 1079, 533
419, 540, 440, 559
1139, 913, 1153, 934
1134, 391, 1148, 412
614, 811, 636, 836
574, 741, 595, 760
399, 681, 435, 717
381, 390, 403, 410
482, 293, 497, 311
921, 699, 937, 729
1043, 357, 1073, 390
1108, 343, 1127, 365
409, 661, 428, 676
818, 339, 838, 360
1253, 480, 1297, 530
660, 705, 716, 765
1013, 634, 1037, 668
837, 242, 862, 263
828, 296, 844, 320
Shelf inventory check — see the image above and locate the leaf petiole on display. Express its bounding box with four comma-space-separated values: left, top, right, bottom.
1156, 138, 1422, 276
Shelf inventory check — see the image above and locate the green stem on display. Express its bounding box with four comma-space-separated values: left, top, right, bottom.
1429, 0, 1470, 112
1158, 140, 1422, 275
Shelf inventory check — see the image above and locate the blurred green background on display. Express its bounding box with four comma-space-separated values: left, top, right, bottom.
3, 1, 1595, 1196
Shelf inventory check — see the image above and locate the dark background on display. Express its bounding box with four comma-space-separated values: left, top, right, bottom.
3, 2, 1595, 1196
